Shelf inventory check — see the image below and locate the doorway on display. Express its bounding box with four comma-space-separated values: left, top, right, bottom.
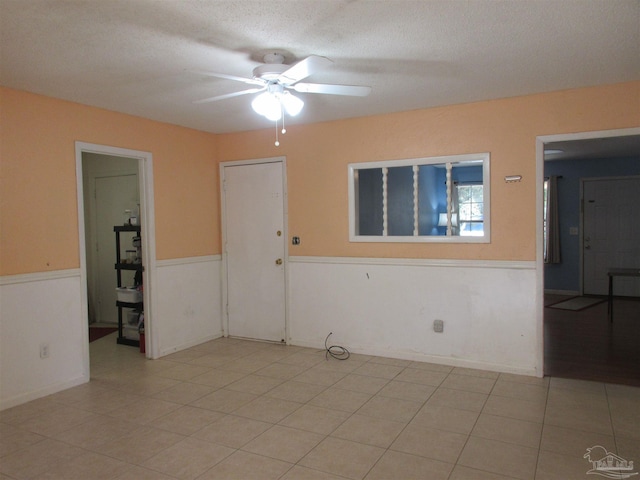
220, 158, 287, 343
83, 155, 139, 325
76, 142, 156, 368
538, 128, 640, 384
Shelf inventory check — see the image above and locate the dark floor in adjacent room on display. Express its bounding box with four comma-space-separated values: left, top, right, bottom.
544, 294, 640, 387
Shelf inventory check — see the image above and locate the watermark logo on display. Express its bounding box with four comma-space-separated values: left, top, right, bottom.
584, 445, 638, 479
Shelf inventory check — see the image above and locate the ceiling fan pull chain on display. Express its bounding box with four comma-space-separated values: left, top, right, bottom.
274, 119, 280, 147
281, 105, 287, 135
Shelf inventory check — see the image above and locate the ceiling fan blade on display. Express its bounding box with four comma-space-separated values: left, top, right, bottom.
291, 82, 372, 96
277, 55, 333, 85
193, 87, 265, 104
191, 69, 264, 86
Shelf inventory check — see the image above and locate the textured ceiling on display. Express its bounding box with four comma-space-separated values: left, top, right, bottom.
1, 0, 639, 134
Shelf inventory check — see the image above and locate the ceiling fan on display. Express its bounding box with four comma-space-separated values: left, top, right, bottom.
194, 53, 371, 103
193, 53, 371, 134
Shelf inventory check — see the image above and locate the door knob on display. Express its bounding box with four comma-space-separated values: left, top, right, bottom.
275, 258, 283, 265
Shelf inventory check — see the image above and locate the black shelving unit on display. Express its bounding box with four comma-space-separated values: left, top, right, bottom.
114, 225, 143, 347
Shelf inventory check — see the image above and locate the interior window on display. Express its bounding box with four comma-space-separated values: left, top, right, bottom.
349, 153, 490, 243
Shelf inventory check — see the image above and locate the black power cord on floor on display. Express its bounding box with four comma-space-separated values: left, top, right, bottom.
325, 332, 350, 361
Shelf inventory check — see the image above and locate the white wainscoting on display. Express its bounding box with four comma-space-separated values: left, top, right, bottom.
288, 257, 540, 376
154, 255, 223, 357
1, 256, 223, 410
0, 270, 89, 410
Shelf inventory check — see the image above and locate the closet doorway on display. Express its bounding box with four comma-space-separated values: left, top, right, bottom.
76, 142, 157, 364
83, 154, 139, 325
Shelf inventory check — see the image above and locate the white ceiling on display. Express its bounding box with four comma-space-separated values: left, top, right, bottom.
544, 135, 640, 162
1, 0, 639, 134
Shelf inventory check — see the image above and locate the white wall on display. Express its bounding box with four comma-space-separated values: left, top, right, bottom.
1, 253, 539, 410
154, 256, 224, 357
0, 271, 88, 409
0, 256, 224, 409
288, 257, 539, 376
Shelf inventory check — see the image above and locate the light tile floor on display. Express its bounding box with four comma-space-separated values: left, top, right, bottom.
1, 336, 639, 479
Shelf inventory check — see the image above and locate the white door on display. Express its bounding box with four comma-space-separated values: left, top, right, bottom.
95, 174, 139, 323
583, 177, 640, 296
223, 161, 286, 342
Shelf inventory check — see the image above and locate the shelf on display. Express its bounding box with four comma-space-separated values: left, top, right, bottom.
114, 224, 143, 350
114, 224, 141, 232
116, 301, 143, 309
117, 337, 140, 347
115, 263, 144, 271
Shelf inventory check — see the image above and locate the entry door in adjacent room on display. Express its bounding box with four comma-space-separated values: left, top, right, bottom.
221, 160, 286, 342
583, 176, 640, 296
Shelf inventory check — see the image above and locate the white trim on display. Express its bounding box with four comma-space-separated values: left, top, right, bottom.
288, 256, 535, 270
538, 127, 640, 145
0, 269, 81, 286
219, 156, 289, 343
1, 375, 87, 411
157, 333, 224, 358
157, 255, 221, 268
349, 233, 491, 243
292, 339, 537, 377
544, 289, 580, 296
75, 142, 157, 362
220, 156, 285, 168
349, 152, 490, 170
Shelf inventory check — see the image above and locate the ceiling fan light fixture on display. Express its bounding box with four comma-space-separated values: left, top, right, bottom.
251, 91, 282, 121
194, 53, 371, 146
281, 91, 304, 116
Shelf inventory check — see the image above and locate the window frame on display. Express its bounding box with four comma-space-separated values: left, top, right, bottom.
348, 152, 491, 243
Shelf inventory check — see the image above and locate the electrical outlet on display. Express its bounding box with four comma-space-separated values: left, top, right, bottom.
40, 343, 50, 359
433, 319, 444, 333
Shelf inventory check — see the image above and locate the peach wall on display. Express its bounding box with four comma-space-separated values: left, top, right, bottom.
2, 82, 638, 275
216, 82, 640, 260
0, 87, 219, 275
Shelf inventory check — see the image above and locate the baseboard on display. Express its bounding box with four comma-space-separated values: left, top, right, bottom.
544, 289, 579, 296
156, 332, 224, 359
290, 339, 540, 377
0, 374, 89, 411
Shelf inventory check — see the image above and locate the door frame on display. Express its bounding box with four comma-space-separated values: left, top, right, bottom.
536, 127, 640, 375
75, 142, 158, 368
219, 156, 289, 342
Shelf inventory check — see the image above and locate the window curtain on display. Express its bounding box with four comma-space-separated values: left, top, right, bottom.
545, 176, 561, 264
